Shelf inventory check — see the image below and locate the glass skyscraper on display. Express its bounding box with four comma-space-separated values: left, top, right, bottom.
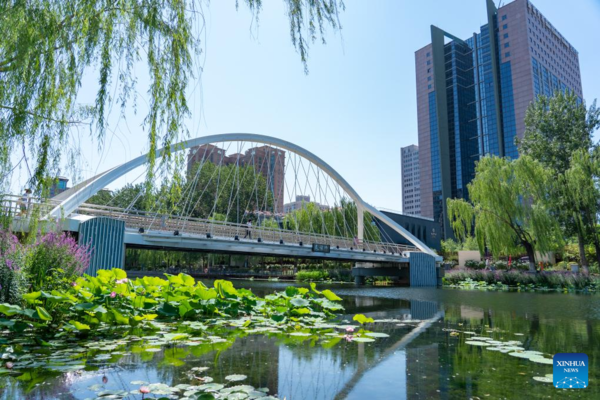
415, 0, 583, 239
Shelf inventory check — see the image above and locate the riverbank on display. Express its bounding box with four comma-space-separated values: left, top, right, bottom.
443, 268, 600, 292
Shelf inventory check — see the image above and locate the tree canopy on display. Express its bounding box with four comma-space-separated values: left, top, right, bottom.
0, 0, 344, 192
520, 90, 600, 270
447, 156, 560, 270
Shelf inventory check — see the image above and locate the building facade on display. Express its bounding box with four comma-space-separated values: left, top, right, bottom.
49, 177, 69, 197
283, 195, 329, 214
401, 145, 421, 216
187, 144, 286, 213
377, 210, 442, 252
416, 0, 582, 238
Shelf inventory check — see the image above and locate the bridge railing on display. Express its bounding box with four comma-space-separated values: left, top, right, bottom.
0, 194, 61, 219
73, 202, 418, 255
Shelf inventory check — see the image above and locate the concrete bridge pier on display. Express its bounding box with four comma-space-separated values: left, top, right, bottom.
352, 252, 440, 287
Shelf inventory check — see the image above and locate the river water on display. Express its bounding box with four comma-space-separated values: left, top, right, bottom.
2, 281, 599, 399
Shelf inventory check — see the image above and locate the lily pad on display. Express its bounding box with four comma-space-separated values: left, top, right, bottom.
465, 341, 491, 346
533, 376, 553, 383
352, 337, 376, 343
225, 374, 248, 382
364, 332, 390, 338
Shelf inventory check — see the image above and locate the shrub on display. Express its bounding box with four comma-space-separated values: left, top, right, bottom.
0, 231, 26, 304
493, 260, 508, 270
296, 270, 329, 282
464, 260, 484, 270
444, 269, 600, 291
25, 231, 91, 292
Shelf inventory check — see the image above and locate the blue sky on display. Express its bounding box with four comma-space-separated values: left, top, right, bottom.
11, 0, 600, 210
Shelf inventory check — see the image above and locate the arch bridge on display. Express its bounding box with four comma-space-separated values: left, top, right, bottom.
2, 134, 442, 286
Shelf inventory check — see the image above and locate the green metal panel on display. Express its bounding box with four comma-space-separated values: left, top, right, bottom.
409, 252, 438, 287
78, 217, 125, 276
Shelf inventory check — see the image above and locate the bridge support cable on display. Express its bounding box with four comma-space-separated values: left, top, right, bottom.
42, 133, 437, 259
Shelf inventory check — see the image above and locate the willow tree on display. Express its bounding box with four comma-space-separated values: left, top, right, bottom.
561, 149, 600, 272
0, 0, 344, 192
519, 91, 600, 269
447, 156, 560, 271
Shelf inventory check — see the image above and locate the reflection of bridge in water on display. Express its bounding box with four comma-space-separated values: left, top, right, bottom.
2, 134, 442, 286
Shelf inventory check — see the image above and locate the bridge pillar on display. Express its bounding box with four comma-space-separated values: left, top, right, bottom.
354, 275, 366, 286
357, 205, 364, 243
408, 252, 438, 287
78, 217, 125, 276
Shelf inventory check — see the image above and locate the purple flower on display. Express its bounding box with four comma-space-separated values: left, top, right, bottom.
110, 292, 116, 298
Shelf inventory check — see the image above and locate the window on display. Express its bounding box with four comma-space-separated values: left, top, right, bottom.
428, 84, 432, 89
427, 60, 431, 65
427, 76, 431, 81
505, 52, 511, 57
504, 42, 510, 48
503, 24, 508, 29
504, 33, 509, 39
426, 52, 430, 57
502, 15, 507, 21
427, 68, 431, 73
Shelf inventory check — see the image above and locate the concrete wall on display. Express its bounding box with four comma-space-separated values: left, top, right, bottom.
458, 251, 481, 268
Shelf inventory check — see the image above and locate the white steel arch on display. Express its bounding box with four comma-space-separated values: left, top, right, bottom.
49, 133, 438, 257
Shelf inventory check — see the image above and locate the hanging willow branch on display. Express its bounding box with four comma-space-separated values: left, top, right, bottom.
0, 0, 344, 193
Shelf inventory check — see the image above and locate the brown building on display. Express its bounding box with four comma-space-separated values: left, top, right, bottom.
416, 0, 583, 238
187, 144, 286, 212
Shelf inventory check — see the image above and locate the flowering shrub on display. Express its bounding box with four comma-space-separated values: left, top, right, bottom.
444, 269, 600, 291
25, 231, 91, 293
0, 231, 26, 304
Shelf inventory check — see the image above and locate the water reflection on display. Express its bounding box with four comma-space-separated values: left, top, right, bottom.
2, 282, 599, 399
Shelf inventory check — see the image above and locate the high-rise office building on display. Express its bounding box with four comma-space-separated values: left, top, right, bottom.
401, 145, 421, 216
416, 0, 582, 238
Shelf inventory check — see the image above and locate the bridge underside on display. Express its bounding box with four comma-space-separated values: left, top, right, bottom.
124, 231, 410, 263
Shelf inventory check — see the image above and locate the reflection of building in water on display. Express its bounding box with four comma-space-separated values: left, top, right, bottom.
410, 300, 439, 320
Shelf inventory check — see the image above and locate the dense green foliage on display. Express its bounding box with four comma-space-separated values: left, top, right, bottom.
0, 269, 345, 334
296, 270, 329, 282
520, 91, 600, 271
283, 199, 381, 242
447, 156, 560, 271
0, 0, 344, 192
444, 269, 600, 292
87, 162, 273, 221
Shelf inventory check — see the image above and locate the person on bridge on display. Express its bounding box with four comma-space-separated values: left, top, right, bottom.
244, 220, 252, 239
18, 189, 32, 216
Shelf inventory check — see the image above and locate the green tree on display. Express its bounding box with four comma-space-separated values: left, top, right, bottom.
0, 1, 344, 191
519, 91, 600, 269
560, 149, 600, 271
447, 156, 560, 271
185, 162, 273, 222
283, 199, 380, 242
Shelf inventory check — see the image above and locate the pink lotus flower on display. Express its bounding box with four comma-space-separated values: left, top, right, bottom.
115, 278, 129, 284
5, 362, 14, 369
345, 327, 355, 333
71, 282, 78, 287
344, 335, 353, 342
139, 386, 150, 394
110, 292, 116, 298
